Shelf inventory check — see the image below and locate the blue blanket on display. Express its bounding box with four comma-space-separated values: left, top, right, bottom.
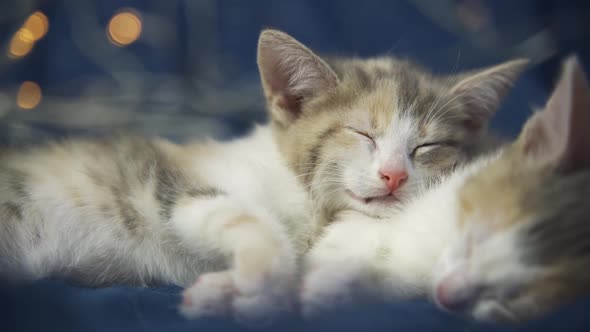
1, 280, 589, 332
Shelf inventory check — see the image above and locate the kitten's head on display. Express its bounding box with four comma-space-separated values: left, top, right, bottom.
257, 29, 527, 217
433, 56, 590, 323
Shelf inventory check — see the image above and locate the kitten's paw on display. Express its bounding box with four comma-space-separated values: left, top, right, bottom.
232, 289, 293, 327
300, 261, 364, 320
180, 270, 295, 327
180, 271, 233, 319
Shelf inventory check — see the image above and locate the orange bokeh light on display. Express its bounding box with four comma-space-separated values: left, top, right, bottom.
17, 81, 42, 110
107, 10, 142, 47
24, 11, 49, 41
7, 11, 49, 59
8, 28, 35, 58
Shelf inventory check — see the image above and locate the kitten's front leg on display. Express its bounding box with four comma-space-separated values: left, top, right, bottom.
172, 194, 297, 326
301, 257, 373, 319
301, 213, 388, 319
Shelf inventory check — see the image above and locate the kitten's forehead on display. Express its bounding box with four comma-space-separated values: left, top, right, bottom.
458, 155, 533, 230
329, 57, 444, 131
461, 148, 590, 267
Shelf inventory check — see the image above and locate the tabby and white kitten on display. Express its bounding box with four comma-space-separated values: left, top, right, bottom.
0, 29, 523, 325
300, 56, 590, 324
181, 30, 526, 322
260, 30, 526, 221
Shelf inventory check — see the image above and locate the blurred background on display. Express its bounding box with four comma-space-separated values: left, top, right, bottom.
1, 2, 590, 331
0, 0, 588, 145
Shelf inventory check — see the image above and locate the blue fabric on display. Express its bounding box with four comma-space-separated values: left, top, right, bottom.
0, 1, 589, 331
1, 280, 590, 332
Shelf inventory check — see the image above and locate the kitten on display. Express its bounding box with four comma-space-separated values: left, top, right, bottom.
300, 55, 590, 324
0, 128, 315, 323
0, 29, 524, 326
433, 55, 590, 323
258, 30, 527, 222
183, 29, 526, 322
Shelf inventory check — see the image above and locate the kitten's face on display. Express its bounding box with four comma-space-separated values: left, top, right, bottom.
432, 56, 590, 323
276, 63, 487, 217
433, 155, 590, 323
257, 30, 526, 217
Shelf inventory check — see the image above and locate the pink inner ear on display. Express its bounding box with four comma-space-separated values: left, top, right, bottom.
275, 93, 301, 116
539, 56, 590, 170
449, 59, 528, 132
264, 61, 289, 95
257, 30, 338, 120
258, 43, 291, 98
563, 58, 590, 169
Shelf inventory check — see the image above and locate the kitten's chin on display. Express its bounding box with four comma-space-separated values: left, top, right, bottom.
345, 189, 400, 205
344, 189, 402, 217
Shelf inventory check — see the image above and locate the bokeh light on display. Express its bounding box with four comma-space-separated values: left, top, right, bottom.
16, 81, 42, 110
8, 28, 35, 58
24, 11, 49, 41
107, 10, 142, 47
7, 11, 49, 59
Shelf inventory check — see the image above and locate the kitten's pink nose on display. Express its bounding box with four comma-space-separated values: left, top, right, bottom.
436, 283, 481, 313
378, 169, 408, 192
435, 270, 480, 312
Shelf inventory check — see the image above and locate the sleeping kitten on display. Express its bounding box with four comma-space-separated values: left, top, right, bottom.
181, 29, 526, 322
433, 55, 590, 323
300, 55, 590, 324
0, 29, 524, 326
260, 29, 526, 221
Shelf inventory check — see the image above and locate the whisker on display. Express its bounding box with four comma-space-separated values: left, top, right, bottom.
425, 52, 461, 123
430, 87, 474, 124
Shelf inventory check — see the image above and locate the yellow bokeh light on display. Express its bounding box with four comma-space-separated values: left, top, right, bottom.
7, 11, 49, 59
107, 10, 142, 47
17, 81, 42, 110
24, 11, 49, 41
8, 28, 35, 58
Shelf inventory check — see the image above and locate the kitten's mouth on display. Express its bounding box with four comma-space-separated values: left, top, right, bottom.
345, 189, 400, 205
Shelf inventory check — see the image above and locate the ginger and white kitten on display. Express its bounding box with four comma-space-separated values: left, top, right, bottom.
0, 29, 524, 325
301, 56, 590, 324
433, 55, 590, 322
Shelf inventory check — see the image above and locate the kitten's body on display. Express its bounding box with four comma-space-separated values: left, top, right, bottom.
0, 127, 311, 287
301, 56, 590, 324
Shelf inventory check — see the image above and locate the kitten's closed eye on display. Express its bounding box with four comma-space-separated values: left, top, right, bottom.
411, 142, 455, 157
346, 127, 376, 148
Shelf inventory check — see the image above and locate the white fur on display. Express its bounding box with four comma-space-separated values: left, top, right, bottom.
174, 126, 312, 323
4, 125, 313, 325
342, 109, 422, 217
300, 151, 502, 317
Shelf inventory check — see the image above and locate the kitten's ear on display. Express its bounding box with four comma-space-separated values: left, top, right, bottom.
519, 55, 590, 170
257, 29, 338, 126
449, 59, 529, 131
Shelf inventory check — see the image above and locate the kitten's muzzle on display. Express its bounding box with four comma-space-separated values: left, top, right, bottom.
434, 268, 482, 313
434, 271, 518, 323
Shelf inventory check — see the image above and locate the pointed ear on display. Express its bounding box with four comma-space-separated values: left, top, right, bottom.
519, 55, 590, 170
257, 29, 338, 126
448, 59, 529, 131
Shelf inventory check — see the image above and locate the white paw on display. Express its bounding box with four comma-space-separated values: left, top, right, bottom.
179, 271, 233, 319
300, 261, 365, 320
180, 269, 295, 327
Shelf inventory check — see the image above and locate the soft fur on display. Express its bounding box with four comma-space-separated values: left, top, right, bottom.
299, 56, 590, 324
0, 29, 526, 326
259, 30, 526, 221
0, 127, 311, 324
